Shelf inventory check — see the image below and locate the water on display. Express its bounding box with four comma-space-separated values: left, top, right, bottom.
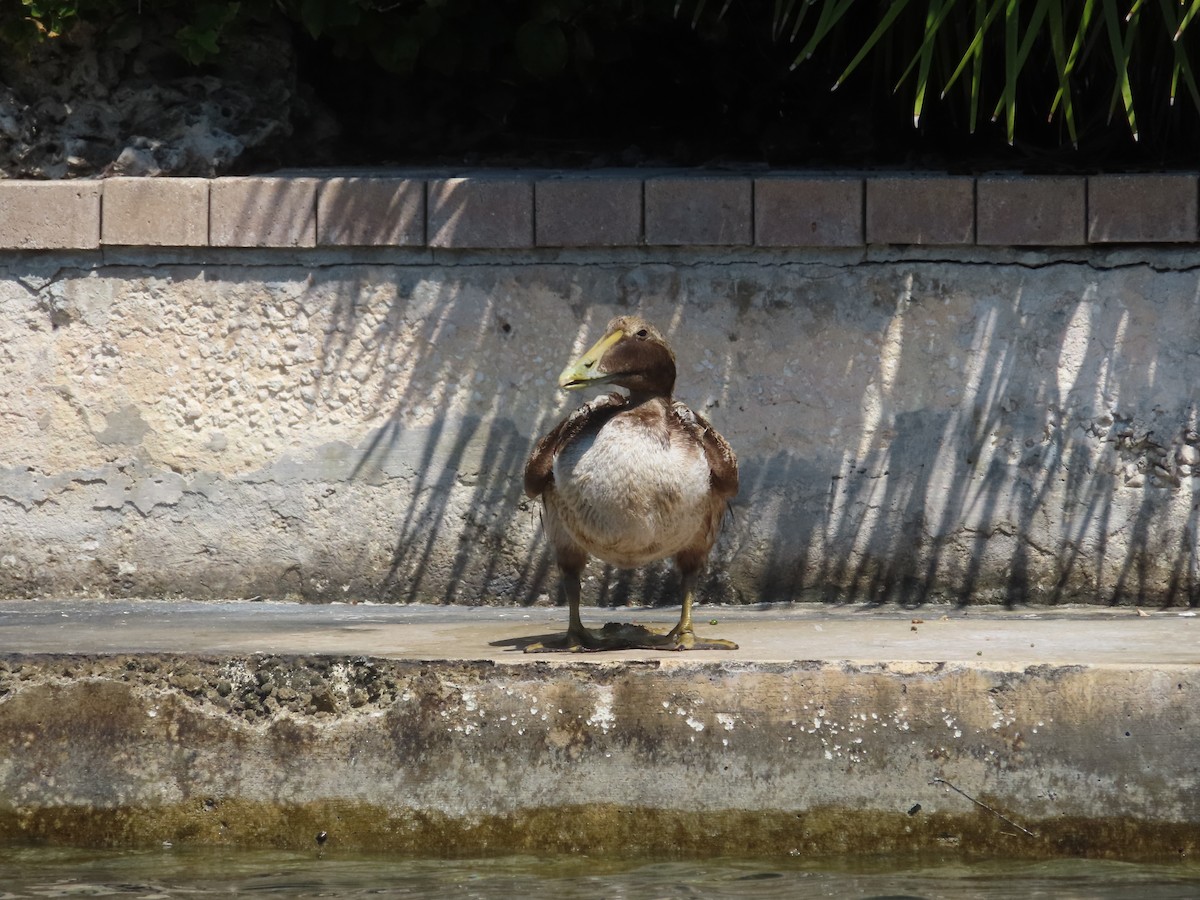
1, 849, 1199, 899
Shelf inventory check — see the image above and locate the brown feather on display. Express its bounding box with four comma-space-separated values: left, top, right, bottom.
523, 317, 741, 649
681, 405, 739, 499
523, 392, 626, 499
525, 316, 737, 571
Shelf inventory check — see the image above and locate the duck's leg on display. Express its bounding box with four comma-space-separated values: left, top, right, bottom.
525, 550, 737, 652
526, 559, 599, 652
526, 557, 654, 652
527, 558, 718, 652
664, 559, 738, 651
559, 562, 604, 649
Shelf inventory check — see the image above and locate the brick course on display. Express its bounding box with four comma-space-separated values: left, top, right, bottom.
645, 177, 752, 246
1088, 174, 1199, 243
977, 176, 1086, 246
103, 177, 209, 247
210, 177, 318, 248
428, 177, 534, 249
0, 172, 1194, 251
535, 177, 642, 247
866, 176, 975, 245
0, 181, 101, 250
317, 177, 425, 247
755, 176, 863, 247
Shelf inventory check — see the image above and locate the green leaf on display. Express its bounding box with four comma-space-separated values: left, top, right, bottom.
990, 0, 1048, 142
515, 19, 568, 78
989, 0, 1018, 141
1065, 0, 1097, 72
791, 0, 859, 67
1102, 0, 1138, 139
885, 0, 959, 129
941, 0, 1005, 98
1157, 0, 1200, 111
892, 0, 959, 90
911, 0, 953, 127
834, 0, 913, 88
1046, 0, 1078, 146
300, 0, 325, 39
938, 0, 1003, 131
773, 0, 800, 39
969, 0, 987, 130
1175, 0, 1200, 39
176, 25, 216, 64
375, 33, 421, 74
787, 0, 816, 41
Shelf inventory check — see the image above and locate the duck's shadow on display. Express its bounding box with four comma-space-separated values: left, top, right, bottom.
489, 622, 735, 652
488, 633, 561, 651
489, 622, 671, 652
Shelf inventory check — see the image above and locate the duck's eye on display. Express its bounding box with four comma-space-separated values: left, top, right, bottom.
635, 328, 649, 339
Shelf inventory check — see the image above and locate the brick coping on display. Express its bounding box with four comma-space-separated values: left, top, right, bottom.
0, 171, 1195, 251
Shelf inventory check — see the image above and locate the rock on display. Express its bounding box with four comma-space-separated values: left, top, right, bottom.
0, 21, 338, 178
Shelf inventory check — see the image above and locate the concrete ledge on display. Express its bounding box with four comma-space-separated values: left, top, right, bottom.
317, 177, 425, 247
645, 177, 753, 246
0, 181, 101, 249
535, 176, 643, 247
977, 176, 1086, 246
754, 175, 863, 247
866, 175, 976, 245
210, 177, 318, 248
1088, 174, 1199, 243
1, 600, 1198, 858
1, 172, 1198, 249
102, 177, 210, 247
428, 177, 534, 249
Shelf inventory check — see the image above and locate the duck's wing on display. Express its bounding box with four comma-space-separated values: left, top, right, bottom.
671, 402, 739, 500
523, 392, 627, 499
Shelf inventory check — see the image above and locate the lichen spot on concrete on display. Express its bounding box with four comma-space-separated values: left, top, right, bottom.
585, 686, 615, 734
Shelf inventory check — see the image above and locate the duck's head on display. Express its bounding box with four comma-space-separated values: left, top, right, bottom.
558, 316, 676, 400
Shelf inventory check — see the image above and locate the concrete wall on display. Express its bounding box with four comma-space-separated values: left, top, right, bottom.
2, 173, 1199, 606
3, 647, 1198, 856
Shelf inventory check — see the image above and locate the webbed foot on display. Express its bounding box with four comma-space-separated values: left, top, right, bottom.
663, 626, 739, 651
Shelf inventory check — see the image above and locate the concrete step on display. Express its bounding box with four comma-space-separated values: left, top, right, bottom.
1, 599, 1197, 859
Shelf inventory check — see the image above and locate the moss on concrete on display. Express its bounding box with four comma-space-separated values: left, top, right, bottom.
1, 646, 1197, 858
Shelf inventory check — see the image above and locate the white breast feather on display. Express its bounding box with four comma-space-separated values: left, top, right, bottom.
548, 415, 713, 567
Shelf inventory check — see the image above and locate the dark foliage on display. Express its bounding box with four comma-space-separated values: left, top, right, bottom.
5, 0, 1199, 170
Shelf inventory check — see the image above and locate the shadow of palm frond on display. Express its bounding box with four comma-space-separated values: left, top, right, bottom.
298, 180, 1200, 612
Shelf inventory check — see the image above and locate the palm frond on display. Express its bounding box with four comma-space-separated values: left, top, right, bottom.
1158, 0, 1200, 110
679, 0, 1200, 146
792, 0, 859, 65
834, 0, 914, 88
1102, 0, 1139, 139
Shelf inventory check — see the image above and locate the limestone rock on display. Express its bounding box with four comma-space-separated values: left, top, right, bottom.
0, 21, 338, 179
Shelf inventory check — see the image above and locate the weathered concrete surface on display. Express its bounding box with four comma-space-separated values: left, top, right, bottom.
2, 247, 1200, 606
3, 599, 1199, 665
0, 601, 1198, 858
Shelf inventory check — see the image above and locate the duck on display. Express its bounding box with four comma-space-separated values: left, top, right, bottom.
523, 315, 739, 651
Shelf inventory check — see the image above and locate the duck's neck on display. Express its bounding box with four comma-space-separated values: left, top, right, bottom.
625, 387, 672, 407
621, 366, 675, 406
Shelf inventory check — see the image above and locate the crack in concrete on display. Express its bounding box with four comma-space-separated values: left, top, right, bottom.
2, 243, 1198, 289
